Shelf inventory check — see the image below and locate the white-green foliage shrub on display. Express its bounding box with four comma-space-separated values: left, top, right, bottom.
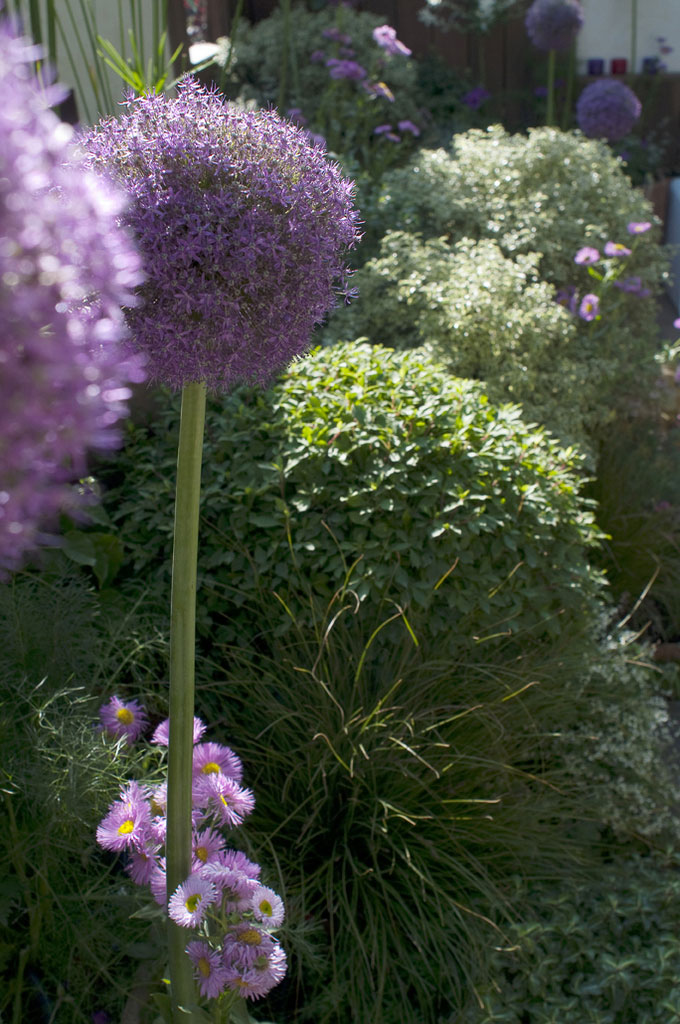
557, 634, 680, 844
324, 232, 604, 448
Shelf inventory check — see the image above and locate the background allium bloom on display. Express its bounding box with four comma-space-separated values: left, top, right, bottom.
99, 696, 148, 744
81, 80, 360, 391
0, 23, 144, 574
525, 0, 584, 51
574, 246, 599, 265
576, 79, 642, 141
372, 24, 412, 57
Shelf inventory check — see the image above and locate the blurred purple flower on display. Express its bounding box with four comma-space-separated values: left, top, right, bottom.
555, 285, 578, 313
398, 119, 420, 136
525, 0, 584, 51
322, 27, 352, 45
604, 241, 631, 257
627, 221, 652, 234
372, 24, 412, 57
461, 86, 491, 109
99, 696, 149, 745
326, 58, 367, 80
310, 49, 326, 63
574, 246, 600, 264
81, 81, 360, 392
579, 293, 600, 321
339, 46, 356, 58
576, 78, 641, 141
0, 21, 145, 574
374, 123, 394, 134
613, 276, 650, 297
362, 80, 395, 101
673, 317, 680, 329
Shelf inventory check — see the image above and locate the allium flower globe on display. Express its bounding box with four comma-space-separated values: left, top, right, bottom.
0, 23, 145, 573
576, 79, 642, 141
81, 80, 361, 391
525, 0, 584, 51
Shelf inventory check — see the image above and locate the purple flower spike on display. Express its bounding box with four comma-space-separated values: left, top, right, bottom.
574, 246, 600, 264
372, 24, 412, 57
579, 293, 600, 321
0, 21, 145, 575
576, 79, 641, 141
604, 241, 631, 257
525, 0, 584, 52
627, 221, 652, 234
81, 80, 360, 392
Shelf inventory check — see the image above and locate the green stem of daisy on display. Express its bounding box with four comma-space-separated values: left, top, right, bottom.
167, 380, 207, 1020
546, 48, 556, 127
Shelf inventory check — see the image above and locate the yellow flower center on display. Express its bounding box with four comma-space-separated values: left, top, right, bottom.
116, 707, 134, 725
258, 899, 273, 917
117, 819, 135, 835
241, 929, 262, 946
196, 845, 208, 863
185, 894, 201, 913
201, 761, 221, 775
198, 956, 211, 978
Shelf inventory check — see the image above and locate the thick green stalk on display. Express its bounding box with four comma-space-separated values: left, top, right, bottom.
166, 381, 207, 1020
546, 48, 556, 127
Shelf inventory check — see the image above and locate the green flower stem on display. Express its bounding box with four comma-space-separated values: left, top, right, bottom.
166, 380, 207, 1020
546, 48, 556, 127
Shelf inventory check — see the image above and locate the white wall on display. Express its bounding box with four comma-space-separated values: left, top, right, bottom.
578, 0, 680, 74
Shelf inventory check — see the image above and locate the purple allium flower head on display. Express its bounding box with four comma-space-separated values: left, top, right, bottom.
461, 86, 491, 109
186, 940, 229, 999
574, 246, 600, 265
99, 695, 149, 744
372, 24, 412, 57
0, 22, 145, 574
326, 57, 367, 80
168, 873, 217, 928
525, 0, 584, 52
604, 241, 631, 257
579, 293, 600, 321
80, 80, 360, 392
627, 221, 652, 235
576, 78, 641, 141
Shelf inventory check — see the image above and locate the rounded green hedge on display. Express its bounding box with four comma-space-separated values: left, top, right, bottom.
103, 341, 603, 652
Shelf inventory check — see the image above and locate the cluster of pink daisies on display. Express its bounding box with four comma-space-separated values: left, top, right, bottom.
96, 697, 286, 1002
556, 220, 654, 321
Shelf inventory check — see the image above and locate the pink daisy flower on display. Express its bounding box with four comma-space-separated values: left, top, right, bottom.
200, 863, 257, 913
98, 696, 149, 744
627, 221, 651, 234
192, 827, 226, 870
192, 741, 243, 784
96, 786, 152, 852
168, 873, 217, 928
251, 885, 285, 928
604, 241, 631, 257
220, 849, 261, 880
574, 246, 599, 265
125, 847, 159, 885
197, 773, 255, 828
186, 940, 229, 999
151, 715, 207, 746
223, 941, 287, 1000
149, 860, 168, 907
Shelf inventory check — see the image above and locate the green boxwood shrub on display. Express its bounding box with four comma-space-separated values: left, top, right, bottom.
324, 233, 605, 449
459, 852, 680, 1024
101, 341, 603, 654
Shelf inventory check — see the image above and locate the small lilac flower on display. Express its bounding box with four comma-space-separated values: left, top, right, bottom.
627, 221, 652, 234
461, 86, 491, 109
198, 773, 255, 828
325, 58, 367, 80
223, 923, 276, 966
0, 21, 145, 574
201, 863, 257, 912
99, 696, 149, 744
555, 285, 578, 313
579, 293, 600, 321
363, 80, 395, 101
81, 80, 360, 391
192, 826, 226, 869
219, 848, 262, 881
309, 49, 326, 63
576, 78, 641, 141
126, 848, 159, 885
574, 246, 600, 265
223, 940, 287, 1000
192, 741, 243, 784
372, 24, 411, 57
151, 716, 207, 747
251, 885, 285, 927
168, 873, 218, 928
397, 119, 420, 137
150, 860, 168, 907
674, 317, 680, 330
96, 788, 152, 852
613, 276, 649, 296
525, 0, 584, 51
186, 940, 229, 999
604, 241, 631, 257
374, 123, 394, 135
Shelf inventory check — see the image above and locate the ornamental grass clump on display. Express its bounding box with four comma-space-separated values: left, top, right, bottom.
0, 21, 145, 574
81, 79, 359, 1019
